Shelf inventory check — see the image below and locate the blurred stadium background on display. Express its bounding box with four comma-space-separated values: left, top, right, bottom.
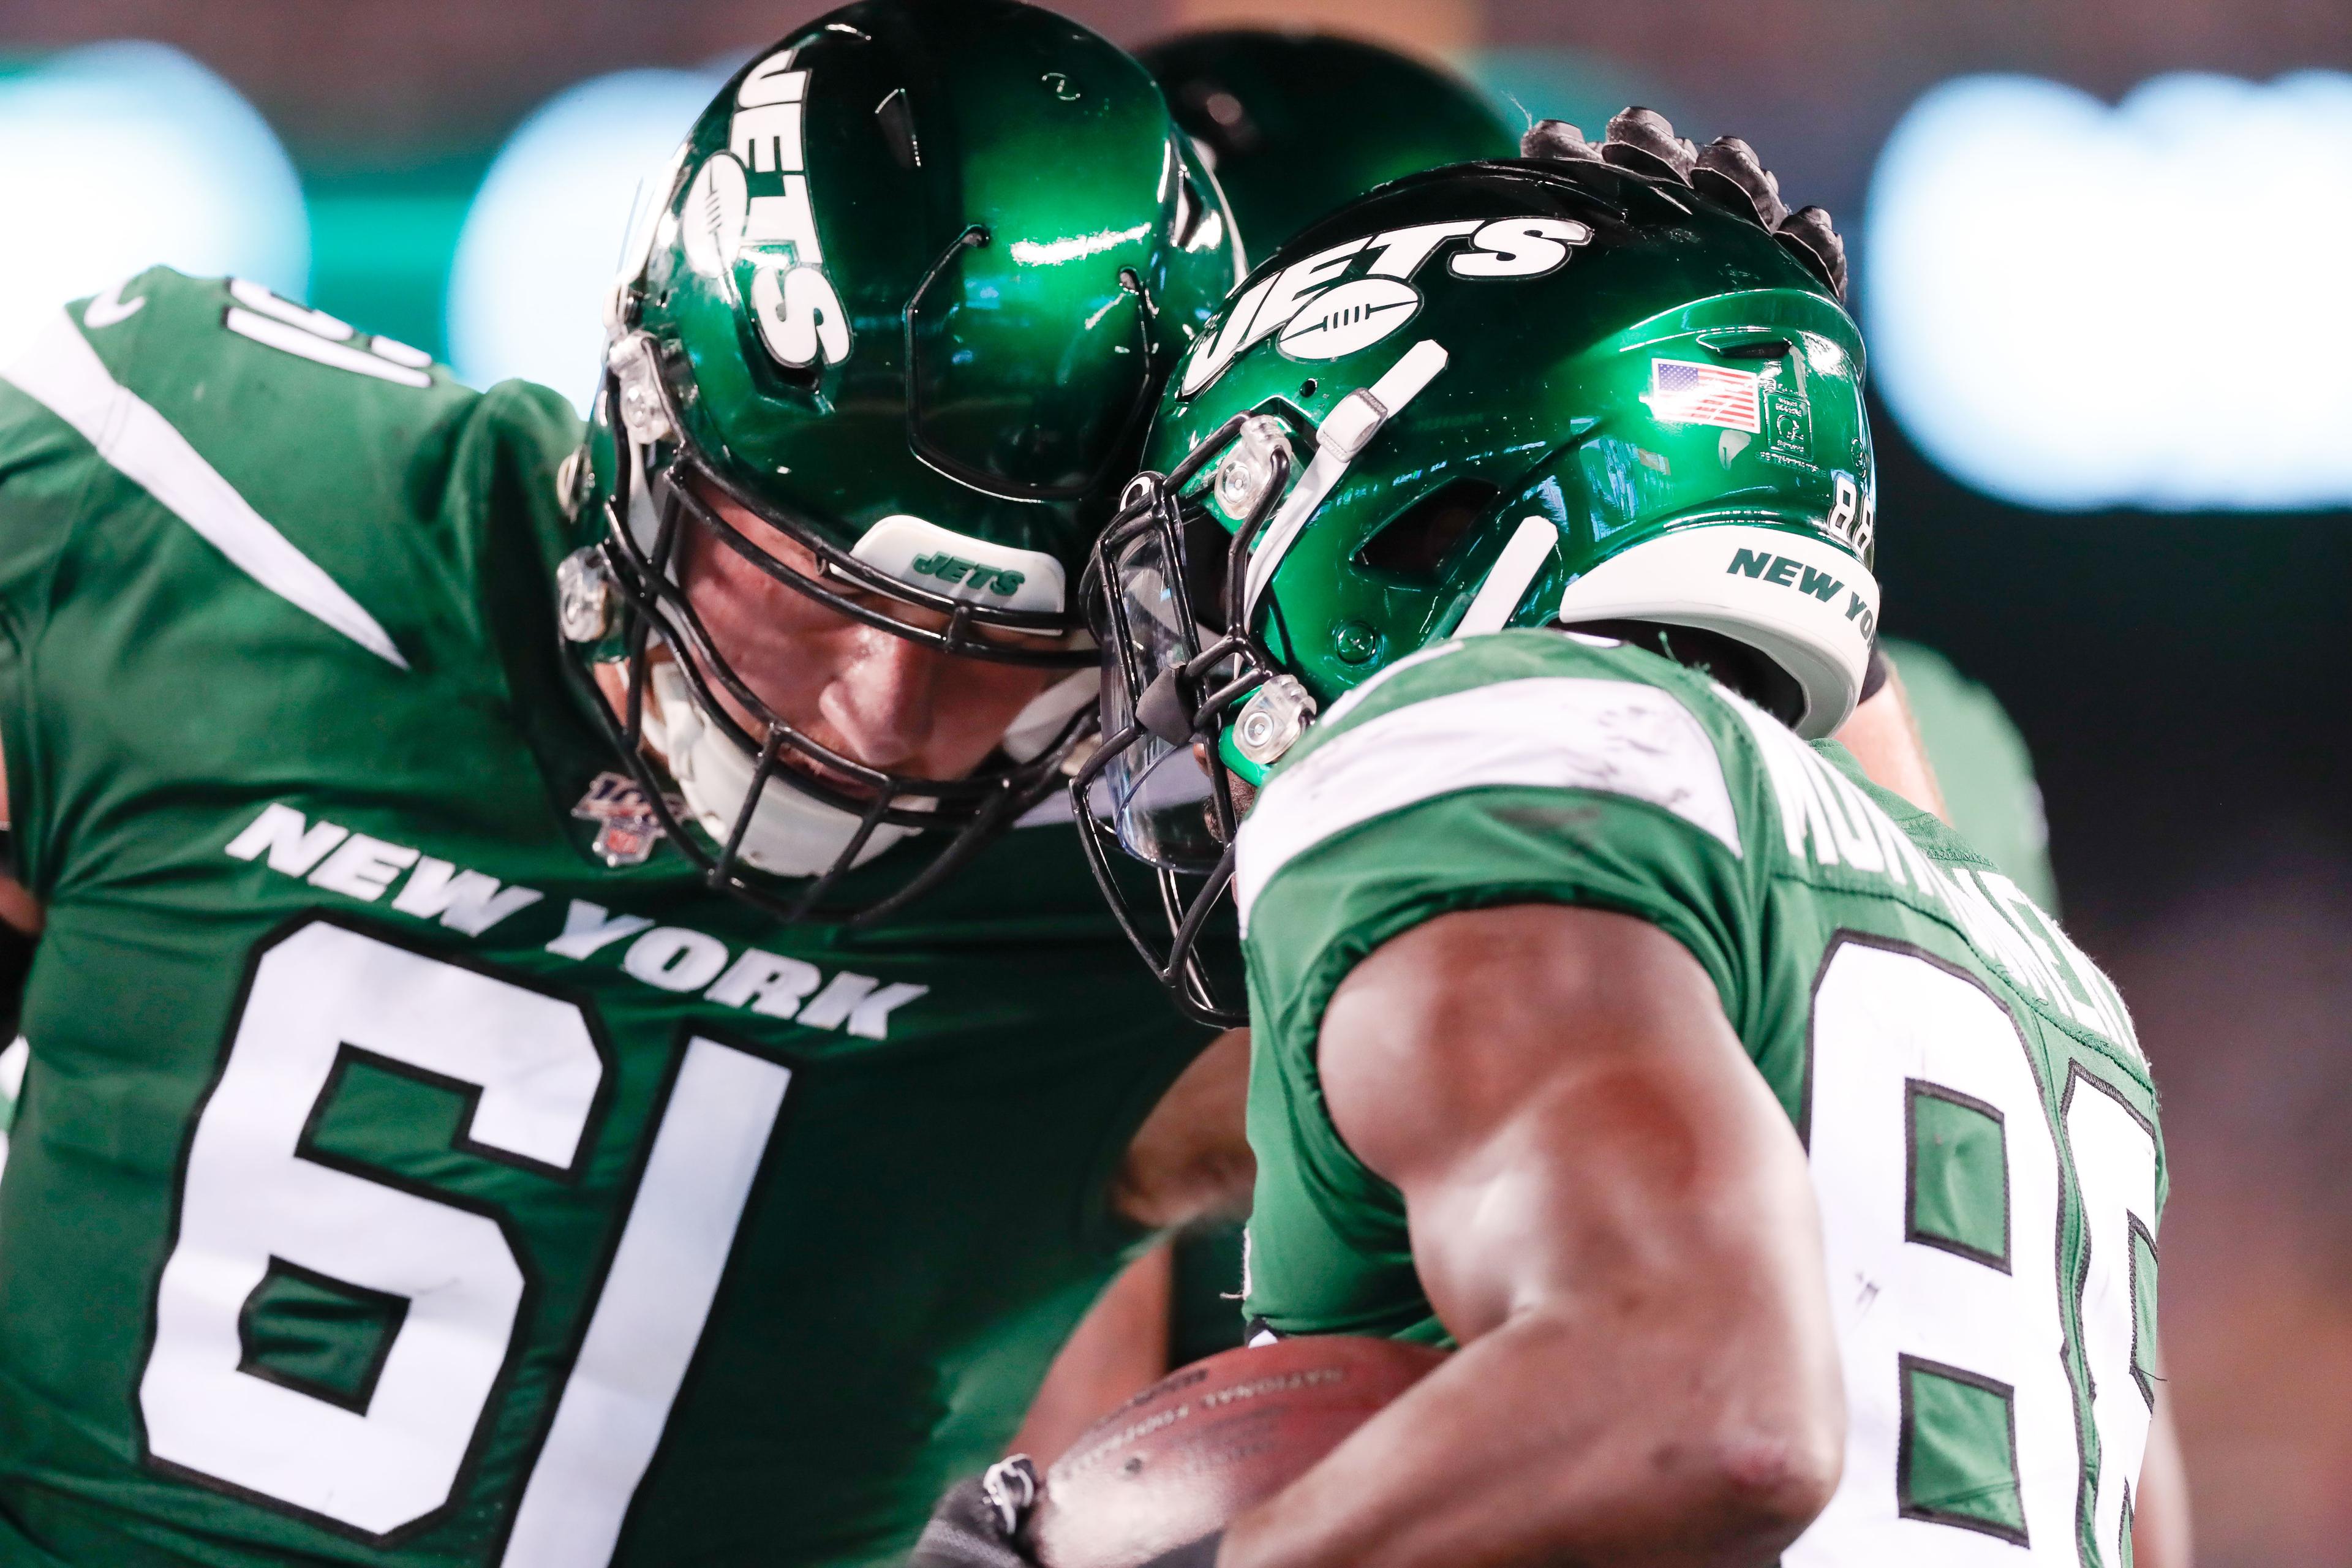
2, 0, 2348, 1559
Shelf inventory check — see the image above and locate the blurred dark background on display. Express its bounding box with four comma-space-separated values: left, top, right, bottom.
3, 0, 2348, 1559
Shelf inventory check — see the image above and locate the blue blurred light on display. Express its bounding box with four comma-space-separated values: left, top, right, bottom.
0, 42, 307, 362
447, 69, 726, 411
1866, 71, 2352, 513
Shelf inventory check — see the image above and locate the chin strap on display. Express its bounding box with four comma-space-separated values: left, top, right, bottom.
1452, 515, 1562, 638
643, 662, 921, 877
1000, 667, 1100, 763
1238, 338, 1450, 622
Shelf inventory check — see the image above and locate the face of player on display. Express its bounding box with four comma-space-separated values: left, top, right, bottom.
669, 483, 1071, 792
1202, 748, 1260, 820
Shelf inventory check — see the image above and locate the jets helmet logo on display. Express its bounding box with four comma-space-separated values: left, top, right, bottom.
1182, 216, 1592, 396
1276, 277, 1423, 361
680, 48, 853, 371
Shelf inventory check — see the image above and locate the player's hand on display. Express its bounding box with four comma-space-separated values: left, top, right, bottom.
908, 1457, 1045, 1568
909, 1456, 1224, 1568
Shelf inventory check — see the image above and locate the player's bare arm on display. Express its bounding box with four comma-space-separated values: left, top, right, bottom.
1110, 1027, 1253, 1229
2135, 1384, 2195, 1568
1012, 1027, 1253, 1473
1215, 904, 1842, 1568
1012, 1242, 1178, 1462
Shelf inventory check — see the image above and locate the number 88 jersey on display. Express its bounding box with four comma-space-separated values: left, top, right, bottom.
0, 271, 1210, 1567
1236, 628, 2162, 1568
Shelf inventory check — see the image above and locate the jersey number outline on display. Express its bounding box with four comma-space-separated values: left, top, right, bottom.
138, 918, 792, 1564
221, 277, 435, 388
1795, 934, 2158, 1568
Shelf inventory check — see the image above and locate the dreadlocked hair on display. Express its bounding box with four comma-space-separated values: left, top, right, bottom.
1518, 108, 1847, 300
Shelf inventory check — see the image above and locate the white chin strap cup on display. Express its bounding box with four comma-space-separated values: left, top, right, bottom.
643, 662, 923, 877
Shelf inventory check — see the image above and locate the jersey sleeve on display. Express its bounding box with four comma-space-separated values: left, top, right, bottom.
1237, 632, 1770, 1043
1233, 632, 1777, 1337
0, 284, 138, 889
0, 269, 582, 894
0, 337, 86, 637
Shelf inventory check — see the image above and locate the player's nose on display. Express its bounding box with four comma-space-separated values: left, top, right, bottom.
818, 627, 941, 771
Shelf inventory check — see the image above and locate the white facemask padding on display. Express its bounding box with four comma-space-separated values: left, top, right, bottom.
1000, 667, 1101, 763
849, 513, 1069, 617
643, 662, 924, 876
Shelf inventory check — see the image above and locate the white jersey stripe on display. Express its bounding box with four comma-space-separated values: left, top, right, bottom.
1234, 674, 1741, 932
0, 1035, 25, 1191
1, 307, 409, 670
500, 1036, 790, 1566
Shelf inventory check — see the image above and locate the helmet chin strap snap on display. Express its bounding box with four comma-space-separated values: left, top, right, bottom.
645, 663, 923, 877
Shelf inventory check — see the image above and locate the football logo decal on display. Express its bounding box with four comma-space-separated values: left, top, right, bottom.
722, 47, 853, 371
1277, 278, 1422, 361
682, 154, 750, 279
1181, 215, 1592, 396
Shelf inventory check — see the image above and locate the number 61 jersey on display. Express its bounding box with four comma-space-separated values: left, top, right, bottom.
1236, 629, 2162, 1568
0, 272, 1212, 1567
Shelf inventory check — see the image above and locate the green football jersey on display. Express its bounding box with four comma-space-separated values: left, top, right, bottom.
1234, 629, 2162, 1567
0, 270, 1212, 1568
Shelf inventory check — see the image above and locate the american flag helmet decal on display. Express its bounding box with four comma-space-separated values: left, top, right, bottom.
1644, 358, 1763, 433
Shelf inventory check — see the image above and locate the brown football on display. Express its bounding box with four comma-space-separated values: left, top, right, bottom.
1027, 1336, 1448, 1568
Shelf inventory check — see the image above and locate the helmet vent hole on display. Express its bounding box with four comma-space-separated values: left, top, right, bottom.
1355, 478, 1500, 582
758, 354, 821, 396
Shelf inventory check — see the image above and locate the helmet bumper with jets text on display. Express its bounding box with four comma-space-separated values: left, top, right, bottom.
556, 0, 1243, 926
1074, 113, 1874, 1022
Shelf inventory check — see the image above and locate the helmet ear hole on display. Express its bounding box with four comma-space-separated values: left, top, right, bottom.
1354, 478, 1501, 582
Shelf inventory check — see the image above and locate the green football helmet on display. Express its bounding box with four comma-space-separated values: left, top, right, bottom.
555, 0, 1242, 925
1072, 110, 1871, 1022
1139, 29, 1518, 260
